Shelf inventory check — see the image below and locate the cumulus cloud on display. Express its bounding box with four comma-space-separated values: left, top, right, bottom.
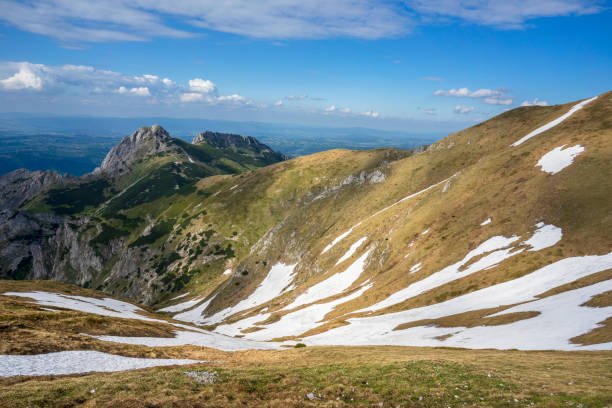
424, 108, 436, 115
116, 86, 151, 96
325, 105, 336, 112
217, 94, 245, 102
407, 0, 601, 29
274, 100, 283, 106
454, 105, 475, 114
188, 78, 217, 94
0, 61, 249, 107
0, 62, 43, 90
520, 97, 548, 106
179, 92, 205, 102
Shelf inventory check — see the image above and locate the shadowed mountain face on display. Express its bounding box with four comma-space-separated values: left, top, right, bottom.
0, 92, 611, 351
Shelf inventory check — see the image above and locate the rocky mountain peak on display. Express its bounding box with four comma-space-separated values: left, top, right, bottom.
95, 125, 177, 177
193, 131, 269, 152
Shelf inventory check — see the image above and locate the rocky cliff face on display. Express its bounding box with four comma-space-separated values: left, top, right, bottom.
95, 125, 178, 177
0, 169, 75, 210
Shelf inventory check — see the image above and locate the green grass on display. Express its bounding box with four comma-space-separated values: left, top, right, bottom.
42, 178, 111, 215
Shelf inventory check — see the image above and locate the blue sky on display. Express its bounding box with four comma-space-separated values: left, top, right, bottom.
0, 0, 610, 132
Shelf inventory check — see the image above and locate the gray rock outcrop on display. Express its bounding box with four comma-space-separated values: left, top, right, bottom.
95, 125, 177, 177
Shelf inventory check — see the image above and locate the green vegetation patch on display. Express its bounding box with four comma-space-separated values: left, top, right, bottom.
45, 179, 111, 215
90, 224, 130, 247
129, 219, 176, 248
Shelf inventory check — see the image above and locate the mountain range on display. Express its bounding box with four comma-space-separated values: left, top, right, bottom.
1, 92, 610, 352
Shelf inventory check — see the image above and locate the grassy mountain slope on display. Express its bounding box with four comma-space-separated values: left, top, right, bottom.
154, 92, 611, 349
1, 93, 610, 351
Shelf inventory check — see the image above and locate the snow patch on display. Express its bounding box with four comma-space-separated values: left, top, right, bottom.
512, 96, 598, 146
171, 292, 190, 300
0, 351, 201, 377
158, 296, 207, 313
193, 263, 297, 325
242, 283, 373, 341
223, 268, 232, 275
536, 145, 585, 175
480, 218, 492, 226
2, 291, 167, 324
92, 329, 280, 351
335, 237, 367, 266
409, 263, 422, 274
522, 224, 563, 251
321, 225, 361, 254
285, 250, 372, 310
172, 296, 217, 325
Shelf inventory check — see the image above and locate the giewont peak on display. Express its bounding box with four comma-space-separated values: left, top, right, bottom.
96, 125, 176, 176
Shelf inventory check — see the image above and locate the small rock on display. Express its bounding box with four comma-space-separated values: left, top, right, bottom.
184, 371, 218, 384
90, 389, 96, 394
306, 393, 316, 401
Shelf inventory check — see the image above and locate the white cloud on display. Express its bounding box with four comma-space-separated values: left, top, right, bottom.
424, 108, 436, 115
521, 97, 548, 106
484, 97, 513, 105
454, 105, 475, 114
115, 86, 151, 96
0, 0, 411, 43
407, 0, 601, 29
180, 92, 205, 102
0, 0, 602, 44
361, 109, 379, 118
434, 87, 501, 98
0, 61, 252, 108
274, 100, 283, 106
188, 78, 217, 94
435, 87, 513, 105
129, 86, 151, 96
339, 107, 351, 113
217, 94, 246, 102
286, 94, 308, 100
325, 105, 336, 112
0, 62, 43, 90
